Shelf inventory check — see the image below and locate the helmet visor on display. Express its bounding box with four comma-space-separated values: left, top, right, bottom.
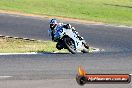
50, 24, 56, 30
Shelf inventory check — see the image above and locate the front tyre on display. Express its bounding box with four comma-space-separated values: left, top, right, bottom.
63, 37, 76, 54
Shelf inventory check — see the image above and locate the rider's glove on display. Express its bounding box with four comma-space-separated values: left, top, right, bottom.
63, 24, 72, 29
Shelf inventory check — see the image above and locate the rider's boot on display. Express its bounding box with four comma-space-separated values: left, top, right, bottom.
56, 40, 64, 50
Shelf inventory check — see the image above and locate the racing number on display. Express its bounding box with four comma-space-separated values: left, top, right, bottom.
76, 41, 79, 46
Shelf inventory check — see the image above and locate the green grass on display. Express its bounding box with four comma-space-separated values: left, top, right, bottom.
0, 37, 59, 53
0, 37, 96, 53
0, 0, 132, 25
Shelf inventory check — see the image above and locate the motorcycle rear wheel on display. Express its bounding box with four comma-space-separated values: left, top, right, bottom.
81, 43, 89, 53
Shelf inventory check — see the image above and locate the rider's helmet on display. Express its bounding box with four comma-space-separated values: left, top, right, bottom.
49, 19, 58, 30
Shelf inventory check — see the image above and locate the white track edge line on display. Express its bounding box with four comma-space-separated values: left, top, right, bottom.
0, 76, 12, 78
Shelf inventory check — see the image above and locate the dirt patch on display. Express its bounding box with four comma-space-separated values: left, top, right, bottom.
0, 10, 103, 25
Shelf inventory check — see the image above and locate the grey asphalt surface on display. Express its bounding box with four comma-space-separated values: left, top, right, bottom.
0, 13, 132, 88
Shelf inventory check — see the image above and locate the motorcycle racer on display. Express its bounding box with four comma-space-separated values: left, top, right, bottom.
48, 18, 89, 50
48, 18, 84, 41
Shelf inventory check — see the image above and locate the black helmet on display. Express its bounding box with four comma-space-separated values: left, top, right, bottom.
49, 19, 58, 30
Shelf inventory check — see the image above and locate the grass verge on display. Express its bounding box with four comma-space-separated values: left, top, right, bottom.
0, 37, 58, 53
0, 37, 97, 53
0, 0, 132, 25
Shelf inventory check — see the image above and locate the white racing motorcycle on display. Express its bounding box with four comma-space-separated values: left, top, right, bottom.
50, 28, 89, 54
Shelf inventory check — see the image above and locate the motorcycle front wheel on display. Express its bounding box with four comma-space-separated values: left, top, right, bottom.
63, 37, 76, 54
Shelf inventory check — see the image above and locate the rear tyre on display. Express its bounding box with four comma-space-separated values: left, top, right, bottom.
82, 43, 89, 53
84, 43, 89, 49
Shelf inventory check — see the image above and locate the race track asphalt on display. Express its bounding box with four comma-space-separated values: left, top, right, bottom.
0, 13, 132, 88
